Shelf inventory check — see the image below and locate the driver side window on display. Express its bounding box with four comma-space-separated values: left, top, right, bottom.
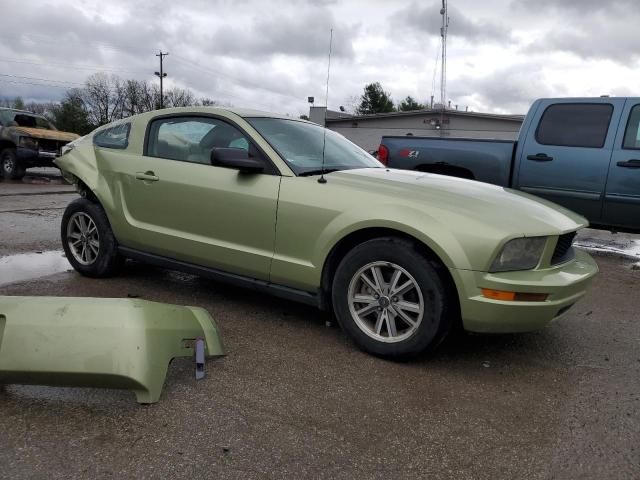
147, 116, 251, 165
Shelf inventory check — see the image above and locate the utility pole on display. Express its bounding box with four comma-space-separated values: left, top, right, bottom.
155, 51, 168, 109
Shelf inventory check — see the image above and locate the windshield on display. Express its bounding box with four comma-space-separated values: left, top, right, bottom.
246, 117, 381, 175
0, 111, 55, 130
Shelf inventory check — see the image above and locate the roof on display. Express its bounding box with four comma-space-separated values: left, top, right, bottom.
109, 106, 308, 129
325, 108, 525, 123
0, 107, 39, 115
133, 106, 296, 120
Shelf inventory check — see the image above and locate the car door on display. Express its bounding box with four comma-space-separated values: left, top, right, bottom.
515, 99, 625, 223
110, 114, 281, 281
603, 100, 640, 230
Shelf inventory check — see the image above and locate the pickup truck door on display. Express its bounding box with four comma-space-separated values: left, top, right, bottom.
103, 115, 280, 281
602, 100, 640, 230
515, 98, 625, 223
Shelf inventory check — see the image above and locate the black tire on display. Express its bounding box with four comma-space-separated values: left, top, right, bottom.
1, 148, 26, 180
61, 198, 122, 277
332, 237, 452, 358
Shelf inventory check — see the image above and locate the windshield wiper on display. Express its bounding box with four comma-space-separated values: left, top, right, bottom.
298, 168, 341, 177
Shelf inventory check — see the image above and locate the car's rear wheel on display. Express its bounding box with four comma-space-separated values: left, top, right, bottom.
332, 237, 452, 358
61, 198, 122, 277
1, 148, 25, 180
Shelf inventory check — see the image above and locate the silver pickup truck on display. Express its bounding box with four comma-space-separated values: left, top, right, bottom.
378, 97, 640, 232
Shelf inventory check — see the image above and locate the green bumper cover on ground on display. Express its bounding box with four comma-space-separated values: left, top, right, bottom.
0, 296, 224, 403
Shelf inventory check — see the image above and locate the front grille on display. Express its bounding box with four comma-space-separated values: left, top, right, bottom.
551, 231, 576, 265
38, 139, 65, 154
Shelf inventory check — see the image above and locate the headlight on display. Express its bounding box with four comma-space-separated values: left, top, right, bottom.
489, 237, 547, 272
18, 136, 38, 150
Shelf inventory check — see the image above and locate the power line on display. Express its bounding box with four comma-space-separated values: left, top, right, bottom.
6, 33, 137, 57
0, 56, 149, 76
0, 78, 73, 89
171, 54, 303, 104
0, 73, 83, 86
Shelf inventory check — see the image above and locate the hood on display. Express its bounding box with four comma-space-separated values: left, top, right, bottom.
331, 168, 587, 236
10, 126, 79, 142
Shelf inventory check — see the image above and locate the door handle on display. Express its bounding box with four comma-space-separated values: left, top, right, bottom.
526, 153, 554, 162
135, 171, 159, 182
616, 159, 640, 169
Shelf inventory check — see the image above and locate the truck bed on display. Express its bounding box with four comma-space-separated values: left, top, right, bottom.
383, 136, 516, 187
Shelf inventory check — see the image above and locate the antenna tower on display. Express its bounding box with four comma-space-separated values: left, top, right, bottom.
440, 0, 449, 109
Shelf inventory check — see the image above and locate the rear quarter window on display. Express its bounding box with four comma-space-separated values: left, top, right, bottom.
93, 123, 131, 149
535, 103, 613, 148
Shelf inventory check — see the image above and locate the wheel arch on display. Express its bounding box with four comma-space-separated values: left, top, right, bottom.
319, 227, 461, 321
0, 139, 16, 151
60, 169, 121, 241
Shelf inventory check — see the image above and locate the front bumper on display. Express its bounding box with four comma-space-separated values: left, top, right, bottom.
452, 249, 598, 333
16, 146, 58, 166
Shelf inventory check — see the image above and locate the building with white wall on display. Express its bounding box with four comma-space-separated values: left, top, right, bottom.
309, 106, 524, 153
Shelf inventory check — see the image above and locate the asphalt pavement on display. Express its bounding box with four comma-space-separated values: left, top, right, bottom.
0, 171, 639, 480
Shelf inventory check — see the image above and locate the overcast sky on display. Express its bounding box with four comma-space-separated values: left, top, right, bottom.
0, 0, 638, 116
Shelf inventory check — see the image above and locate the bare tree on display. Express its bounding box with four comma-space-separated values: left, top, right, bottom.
121, 79, 143, 117
164, 87, 196, 108
3, 72, 220, 131
83, 73, 126, 127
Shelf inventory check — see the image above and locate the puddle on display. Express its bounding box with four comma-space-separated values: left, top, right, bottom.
0, 251, 70, 286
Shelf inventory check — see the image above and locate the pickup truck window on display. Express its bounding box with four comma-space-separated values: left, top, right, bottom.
623, 105, 640, 149
0, 110, 55, 130
536, 103, 613, 148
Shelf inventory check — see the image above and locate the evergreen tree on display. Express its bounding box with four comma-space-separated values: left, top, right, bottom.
356, 82, 395, 114
398, 96, 425, 112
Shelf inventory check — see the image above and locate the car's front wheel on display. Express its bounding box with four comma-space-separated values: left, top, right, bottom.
1, 148, 25, 180
61, 198, 122, 277
332, 237, 452, 358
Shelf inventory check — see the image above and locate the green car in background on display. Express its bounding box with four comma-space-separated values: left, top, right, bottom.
55, 107, 598, 358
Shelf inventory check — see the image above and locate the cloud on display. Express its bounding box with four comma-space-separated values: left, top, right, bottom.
206, 7, 356, 59
392, 1, 512, 43
511, 0, 640, 62
510, 0, 636, 13
0, 0, 636, 117
449, 62, 568, 114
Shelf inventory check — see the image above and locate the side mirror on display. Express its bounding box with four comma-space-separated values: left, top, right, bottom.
210, 148, 264, 173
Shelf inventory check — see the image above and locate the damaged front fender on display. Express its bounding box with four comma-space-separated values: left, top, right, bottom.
0, 296, 224, 403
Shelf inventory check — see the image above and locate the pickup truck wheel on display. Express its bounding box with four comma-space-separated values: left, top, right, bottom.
0, 148, 25, 180
61, 198, 122, 277
332, 237, 451, 358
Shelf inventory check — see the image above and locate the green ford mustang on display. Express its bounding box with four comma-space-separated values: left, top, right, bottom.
55, 107, 598, 358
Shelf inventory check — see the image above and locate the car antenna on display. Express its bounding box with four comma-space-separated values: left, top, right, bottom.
318, 28, 333, 184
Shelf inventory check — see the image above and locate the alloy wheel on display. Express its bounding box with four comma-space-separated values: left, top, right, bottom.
66, 212, 100, 265
347, 261, 424, 343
